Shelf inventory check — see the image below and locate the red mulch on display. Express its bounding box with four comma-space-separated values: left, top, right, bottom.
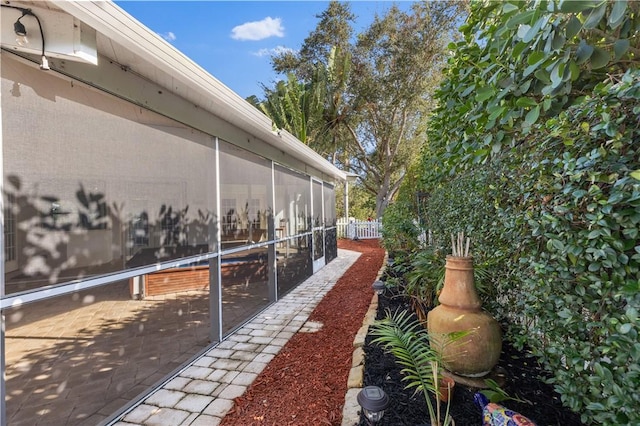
221, 239, 385, 426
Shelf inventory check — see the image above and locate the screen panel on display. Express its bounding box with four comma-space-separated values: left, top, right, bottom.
2, 57, 217, 294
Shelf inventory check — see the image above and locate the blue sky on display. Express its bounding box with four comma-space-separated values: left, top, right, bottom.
115, 1, 412, 99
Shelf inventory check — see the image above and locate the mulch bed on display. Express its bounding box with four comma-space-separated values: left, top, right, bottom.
221, 239, 385, 426
221, 238, 585, 426
361, 286, 586, 426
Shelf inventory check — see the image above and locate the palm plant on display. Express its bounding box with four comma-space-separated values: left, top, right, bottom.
404, 246, 446, 322
404, 245, 494, 323
257, 73, 320, 144
370, 308, 456, 426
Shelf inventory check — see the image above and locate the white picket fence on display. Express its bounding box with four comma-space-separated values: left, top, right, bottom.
336, 218, 382, 239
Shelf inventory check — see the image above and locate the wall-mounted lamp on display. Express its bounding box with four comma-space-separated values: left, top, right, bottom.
357, 386, 389, 425
372, 280, 385, 295
13, 13, 28, 45
2, 5, 50, 70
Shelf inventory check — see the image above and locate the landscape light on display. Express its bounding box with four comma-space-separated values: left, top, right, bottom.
357, 386, 389, 425
372, 280, 385, 295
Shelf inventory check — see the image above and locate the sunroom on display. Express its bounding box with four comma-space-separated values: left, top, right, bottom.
0, 1, 345, 424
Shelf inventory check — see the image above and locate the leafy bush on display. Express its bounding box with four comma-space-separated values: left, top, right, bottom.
404, 246, 446, 321
402, 1, 640, 423
514, 74, 640, 424
381, 198, 421, 254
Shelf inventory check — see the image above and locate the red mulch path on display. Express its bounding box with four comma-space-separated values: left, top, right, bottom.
221, 239, 385, 426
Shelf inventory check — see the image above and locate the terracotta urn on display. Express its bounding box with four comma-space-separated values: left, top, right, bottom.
438, 376, 455, 402
427, 256, 502, 377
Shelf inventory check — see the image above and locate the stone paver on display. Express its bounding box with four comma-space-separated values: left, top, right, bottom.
110, 248, 362, 425
215, 384, 247, 399
143, 407, 190, 426
184, 379, 220, 395
189, 414, 222, 426
123, 404, 159, 423
175, 394, 214, 412
202, 398, 234, 417
145, 389, 185, 408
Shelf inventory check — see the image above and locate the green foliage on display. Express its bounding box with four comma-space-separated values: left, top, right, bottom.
405, 246, 446, 320
381, 159, 429, 253
271, 1, 355, 80
370, 309, 454, 426
261, 1, 469, 218
385, 251, 414, 279
256, 73, 320, 144
480, 378, 532, 405
380, 198, 421, 253
350, 1, 467, 218
407, 1, 640, 423
432, 0, 639, 170
335, 180, 376, 220
515, 73, 640, 425
346, 182, 376, 220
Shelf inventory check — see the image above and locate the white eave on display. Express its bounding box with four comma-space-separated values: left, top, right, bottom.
50, 0, 346, 182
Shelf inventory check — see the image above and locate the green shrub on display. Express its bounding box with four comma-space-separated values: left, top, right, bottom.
514, 74, 640, 424
389, 1, 640, 420
381, 198, 421, 254
404, 246, 446, 321
418, 71, 640, 425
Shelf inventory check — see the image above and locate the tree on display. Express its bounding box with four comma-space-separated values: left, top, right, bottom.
347, 2, 466, 217
248, 46, 353, 162
311, 45, 355, 166
258, 1, 467, 218
269, 2, 357, 167
271, 1, 355, 80
251, 73, 320, 144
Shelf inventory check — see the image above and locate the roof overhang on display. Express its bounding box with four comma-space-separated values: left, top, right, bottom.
44, 1, 346, 182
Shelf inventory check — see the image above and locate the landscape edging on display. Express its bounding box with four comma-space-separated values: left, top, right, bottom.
341, 250, 388, 426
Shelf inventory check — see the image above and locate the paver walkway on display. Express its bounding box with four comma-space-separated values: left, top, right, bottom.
113, 248, 362, 426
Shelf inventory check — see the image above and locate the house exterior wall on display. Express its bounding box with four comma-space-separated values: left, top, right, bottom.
0, 50, 338, 425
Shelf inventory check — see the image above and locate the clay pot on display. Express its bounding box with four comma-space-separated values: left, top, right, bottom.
438, 376, 455, 402
427, 256, 502, 377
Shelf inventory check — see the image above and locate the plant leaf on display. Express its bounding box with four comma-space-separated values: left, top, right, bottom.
502, 2, 520, 14
516, 97, 538, 107
609, 0, 628, 28
559, 0, 600, 13
583, 3, 607, 29
506, 10, 535, 28
565, 16, 582, 39
614, 39, 630, 60
575, 40, 594, 65
525, 105, 540, 125
480, 389, 508, 403
590, 47, 610, 69
476, 87, 495, 102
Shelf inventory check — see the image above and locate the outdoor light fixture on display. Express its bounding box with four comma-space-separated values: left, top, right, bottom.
372, 280, 385, 295
357, 386, 389, 425
2, 5, 50, 70
14, 14, 28, 45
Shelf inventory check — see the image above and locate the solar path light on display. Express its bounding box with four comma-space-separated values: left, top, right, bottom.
357, 385, 389, 425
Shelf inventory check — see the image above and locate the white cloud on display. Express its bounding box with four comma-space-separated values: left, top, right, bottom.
252, 46, 297, 57
231, 17, 284, 41
160, 31, 176, 42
